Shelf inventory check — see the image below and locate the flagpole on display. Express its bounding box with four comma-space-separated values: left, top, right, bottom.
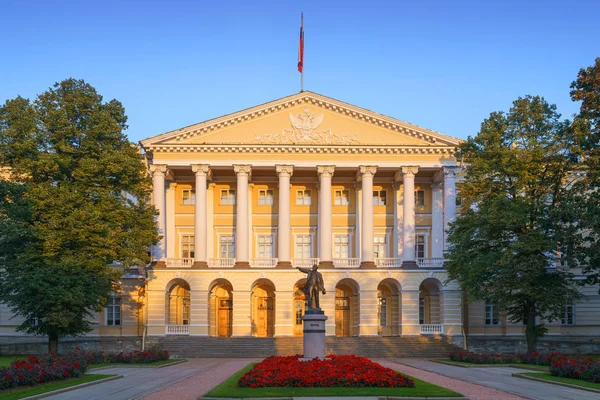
300, 12, 304, 92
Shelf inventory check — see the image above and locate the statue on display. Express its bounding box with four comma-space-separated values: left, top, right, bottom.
297, 264, 326, 309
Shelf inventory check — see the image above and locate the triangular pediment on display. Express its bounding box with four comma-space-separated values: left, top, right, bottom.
141, 91, 460, 149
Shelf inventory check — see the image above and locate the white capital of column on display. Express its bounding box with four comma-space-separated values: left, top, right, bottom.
234, 165, 251, 266
431, 182, 444, 258
359, 166, 377, 267
150, 164, 168, 261
317, 166, 334, 265
276, 165, 293, 266
443, 166, 460, 250
191, 164, 210, 265
402, 166, 419, 266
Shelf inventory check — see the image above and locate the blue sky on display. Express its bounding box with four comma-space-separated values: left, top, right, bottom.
1, 0, 598, 142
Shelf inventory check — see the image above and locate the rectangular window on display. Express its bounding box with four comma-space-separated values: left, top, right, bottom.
181, 235, 195, 259
106, 297, 121, 326
220, 235, 235, 258
335, 297, 350, 310
220, 189, 235, 205
182, 298, 190, 325
296, 189, 312, 206
378, 297, 387, 326
258, 235, 273, 258
373, 190, 387, 206
561, 298, 575, 325
295, 301, 303, 325
374, 235, 386, 258
415, 235, 426, 259
296, 235, 312, 258
182, 189, 195, 205
334, 189, 350, 206
258, 189, 274, 206
414, 190, 425, 206
485, 303, 500, 325
334, 235, 350, 258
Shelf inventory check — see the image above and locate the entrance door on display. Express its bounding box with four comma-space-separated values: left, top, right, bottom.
218, 298, 232, 337
335, 296, 350, 336
256, 297, 273, 337
293, 299, 305, 336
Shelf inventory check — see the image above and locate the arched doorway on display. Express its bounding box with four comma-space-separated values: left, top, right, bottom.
335, 279, 359, 337
209, 279, 233, 337
419, 278, 442, 326
166, 279, 191, 327
293, 279, 307, 337
378, 278, 401, 336
251, 279, 275, 337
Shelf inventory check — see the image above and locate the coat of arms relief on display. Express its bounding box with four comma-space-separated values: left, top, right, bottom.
252, 108, 360, 145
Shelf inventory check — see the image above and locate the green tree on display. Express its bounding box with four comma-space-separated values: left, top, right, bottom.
569, 57, 600, 288
445, 95, 583, 353
0, 79, 159, 354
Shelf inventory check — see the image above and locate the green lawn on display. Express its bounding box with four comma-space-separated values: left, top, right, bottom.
520, 372, 600, 391
0, 356, 25, 367
435, 359, 548, 371
204, 363, 464, 398
88, 359, 182, 369
0, 374, 115, 400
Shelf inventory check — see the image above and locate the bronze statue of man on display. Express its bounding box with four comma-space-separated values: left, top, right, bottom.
297, 264, 326, 309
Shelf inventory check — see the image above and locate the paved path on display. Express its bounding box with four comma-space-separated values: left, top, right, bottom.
385, 358, 600, 400
43, 358, 257, 400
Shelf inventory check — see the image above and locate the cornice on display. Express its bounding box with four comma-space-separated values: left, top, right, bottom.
140, 91, 462, 148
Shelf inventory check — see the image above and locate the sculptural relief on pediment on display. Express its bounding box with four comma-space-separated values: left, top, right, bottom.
252, 108, 360, 145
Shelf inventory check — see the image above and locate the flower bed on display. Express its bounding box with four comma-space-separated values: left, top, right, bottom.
237, 354, 415, 388
71, 347, 170, 365
0, 354, 86, 391
449, 351, 519, 364
519, 351, 562, 366
550, 355, 600, 383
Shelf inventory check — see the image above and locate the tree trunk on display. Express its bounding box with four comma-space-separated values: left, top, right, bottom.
48, 333, 59, 355
525, 304, 537, 354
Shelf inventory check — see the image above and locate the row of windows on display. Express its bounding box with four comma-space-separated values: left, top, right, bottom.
181, 189, 445, 207
179, 234, 428, 259
484, 302, 575, 326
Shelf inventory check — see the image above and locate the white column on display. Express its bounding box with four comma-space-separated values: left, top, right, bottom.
150, 165, 167, 261
431, 182, 444, 258
359, 166, 377, 268
276, 165, 293, 267
354, 182, 362, 260
191, 164, 210, 266
234, 165, 251, 267
392, 181, 402, 259
402, 166, 419, 267
207, 183, 215, 261
166, 181, 177, 260
317, 166, 334, 267
443, 167, 460, 250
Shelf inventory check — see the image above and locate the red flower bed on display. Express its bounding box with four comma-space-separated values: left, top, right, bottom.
519, 351, 562, 366
550, 355, 600, 383
237, 354, 415, 388
0, 354, 86, 391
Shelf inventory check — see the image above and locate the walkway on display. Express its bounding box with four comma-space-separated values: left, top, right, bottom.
383, 358, 600, 400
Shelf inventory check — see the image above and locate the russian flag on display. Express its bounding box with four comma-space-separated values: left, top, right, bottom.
298, 14, 304, 73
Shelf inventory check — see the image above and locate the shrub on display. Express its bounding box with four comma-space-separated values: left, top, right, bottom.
519, 351, 562, 366
449, 351, 519, 364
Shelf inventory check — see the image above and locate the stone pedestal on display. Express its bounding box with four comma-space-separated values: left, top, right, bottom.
302, 308, 328, 360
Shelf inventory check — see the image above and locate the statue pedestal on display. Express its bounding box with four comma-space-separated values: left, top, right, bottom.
301, 308, 328, 360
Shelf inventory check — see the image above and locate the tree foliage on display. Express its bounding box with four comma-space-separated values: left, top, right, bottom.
0, 79, 159, 353
445, 95, 584, 352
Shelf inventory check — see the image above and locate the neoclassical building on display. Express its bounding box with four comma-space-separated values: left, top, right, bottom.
2, 91, 598, 346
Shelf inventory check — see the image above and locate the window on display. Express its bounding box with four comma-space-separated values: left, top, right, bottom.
182, 298, 190, 325
373, 190, 387, 206
181, 235, 195, 258
485, 303, 500, 325
106, 297, 121, 326
414, 190, 425, 206
182, 189, 195, 205
296, 189, 311, 206
295, 300, 303, 325
335, 297, 350, 310
258, 235, 273, 258
419, 296, 425, 324
220, 235, 235, 258
378, 297, 387, 326
374, 235, 386, 258
334, 189, 350, 206
220, 189, 235, 205
296, 235, 312, 258
258, 189, 274, 206
334, 235, 349, 258
415, 235, 425, 259
561, 298, 575, 325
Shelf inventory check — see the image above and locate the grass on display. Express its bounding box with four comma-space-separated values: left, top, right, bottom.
520, 372, 600, 391
0, 374, 115, 400
204, 363, 464, 398
0, 356, 25, 367
435, 359, 548, 371
88, 359, 182, 369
